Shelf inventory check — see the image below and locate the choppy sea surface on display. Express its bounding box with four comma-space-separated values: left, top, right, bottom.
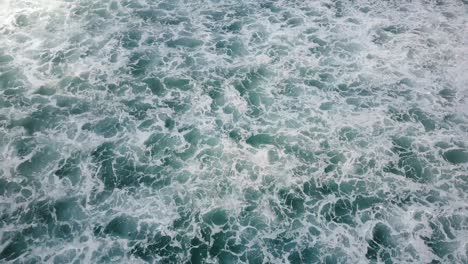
0, 0, 468, 263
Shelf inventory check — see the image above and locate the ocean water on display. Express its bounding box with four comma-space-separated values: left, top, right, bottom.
0, 0, 467, 263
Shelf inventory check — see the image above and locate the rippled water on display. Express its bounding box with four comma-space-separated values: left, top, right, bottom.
1, 0, 467, 263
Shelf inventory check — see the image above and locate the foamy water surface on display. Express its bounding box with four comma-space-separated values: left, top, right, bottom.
0, 0, 467, 263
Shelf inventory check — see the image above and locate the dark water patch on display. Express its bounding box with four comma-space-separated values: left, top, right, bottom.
58, 76, 92, 93
167, 37, 203, 48
421, 219, 460, 259
54, 95, 90, 115
163, 77, 191, 91
143, 77, 166, 96
278, 189, 305, 217
53, 249, 77, 264
439, 88, 456, 101
120, 30, 142, 49
303, 179, 339, 199
34, 86, 56, 96
10, 106, 67, 135
443, 149, 468, 164
16, 146, 59, 178
288, 247, 320, 264
366, 223, 395, 263
92, 145, 171, 188
104, 214, 138, 239
83, 117, 123, 138
54, 198, 86, 222
409, 108, 437, 131
130, 233, 182, 262
136, 9, 167, 23
0, 233, 27, 261
223, 21, 243, 32
233, 66, 269, 96
388, 136, 433, 183
216, 37, 248, 57
123, 98, 154, 120
246, 133, 275, 147
320, 198, 354, 225
128, 52, 152, 76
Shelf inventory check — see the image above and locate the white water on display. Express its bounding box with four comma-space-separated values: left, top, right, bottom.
0, 0, 467, 263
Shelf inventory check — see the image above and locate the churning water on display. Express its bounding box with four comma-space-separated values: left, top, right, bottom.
0, 0, 467, 263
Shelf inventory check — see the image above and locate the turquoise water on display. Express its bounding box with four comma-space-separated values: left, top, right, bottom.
0, 0, 467, 263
